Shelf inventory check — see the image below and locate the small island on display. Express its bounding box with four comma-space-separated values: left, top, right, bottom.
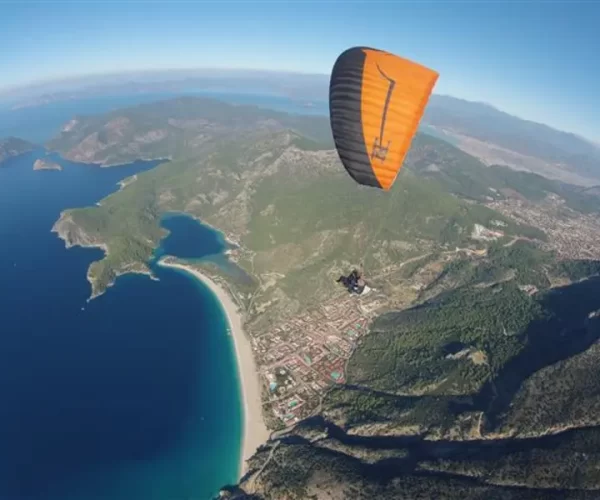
33, 159, 62, 171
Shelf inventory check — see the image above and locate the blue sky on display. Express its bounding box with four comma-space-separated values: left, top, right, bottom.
1, 1, 599, 140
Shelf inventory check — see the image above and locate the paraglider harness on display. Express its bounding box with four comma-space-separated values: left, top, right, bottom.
337, 269, 366, 295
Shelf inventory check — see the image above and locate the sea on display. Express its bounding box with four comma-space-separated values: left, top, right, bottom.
0, 92, 327, 500
0, 91, 329, 143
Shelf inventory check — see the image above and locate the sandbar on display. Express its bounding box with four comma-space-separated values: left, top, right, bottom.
157, 259, 269, 477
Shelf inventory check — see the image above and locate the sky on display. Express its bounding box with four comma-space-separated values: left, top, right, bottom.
1, 0, 599, 141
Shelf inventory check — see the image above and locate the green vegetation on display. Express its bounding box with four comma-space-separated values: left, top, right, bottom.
418, 425, 600, 492
437, 240, 555, 290
248, 167, 541, 255
350, 283, 542, 395
496, 334, 600, 438
51, 97, 600, 496
64, 161, 171, 293
556, 259, 600, 282
47, 96, 333, 166
49, 97, 549, 307
346, 239, 600, 401
490, 276, 600, 437
239, 276, 600, 498
324, 386, 461, 431
0, 136, 36, 165
58, 122, 545, 312
236, 418, 600, 498
59, 132, 300, 296
345, 240, 580, 397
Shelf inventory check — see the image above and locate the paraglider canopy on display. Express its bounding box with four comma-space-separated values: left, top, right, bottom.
329, 47, 439, 191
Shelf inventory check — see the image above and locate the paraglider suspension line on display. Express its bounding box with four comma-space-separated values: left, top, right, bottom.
372, 64, 396, 162
360, 181, 399, 275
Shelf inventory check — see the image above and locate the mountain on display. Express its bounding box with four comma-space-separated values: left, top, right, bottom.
0, 136, 36, 165
8, 67, 600, 179
12, 67, 600, 184
48, 97, 550, 301
423, 95, 600, 183
46, 96, 332, 166
47, 96, 600, 497
229, 272, 600, 499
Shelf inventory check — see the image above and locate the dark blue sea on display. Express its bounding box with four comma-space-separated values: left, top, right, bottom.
0, 123, 252, 498
0, 90, 326, 499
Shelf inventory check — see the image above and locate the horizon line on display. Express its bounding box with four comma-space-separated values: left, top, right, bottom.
0, 67, 597, 145
0, 66, 331, 95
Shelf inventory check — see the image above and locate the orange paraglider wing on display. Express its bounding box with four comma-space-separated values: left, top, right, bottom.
329, 47, 439, 190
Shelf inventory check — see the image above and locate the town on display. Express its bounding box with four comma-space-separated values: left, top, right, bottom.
251, 292, 379, 427
205, 191, 600, 430
487, 194, 600, 260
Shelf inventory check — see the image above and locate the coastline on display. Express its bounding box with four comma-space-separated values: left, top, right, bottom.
51, 210, 158, 301
156, 259, 269, 477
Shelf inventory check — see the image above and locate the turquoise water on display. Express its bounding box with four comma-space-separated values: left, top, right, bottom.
156, 213, 256, 288
0, 90, 322, 499
0, 153, 242, 498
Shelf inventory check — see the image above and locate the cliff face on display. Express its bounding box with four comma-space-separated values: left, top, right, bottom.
51, 211, 106, 250
229, 411, 600, 500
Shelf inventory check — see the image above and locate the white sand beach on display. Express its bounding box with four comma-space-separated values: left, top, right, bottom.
157, 259, 270, 477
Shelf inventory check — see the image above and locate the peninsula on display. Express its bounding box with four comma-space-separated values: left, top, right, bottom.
51, 210, 155, 299
49, 96, 600, 497
0, 136, 36, 166
33, 158, 62, 171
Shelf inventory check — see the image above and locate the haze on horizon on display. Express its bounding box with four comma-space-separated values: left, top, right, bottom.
2, 0, 599, 142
